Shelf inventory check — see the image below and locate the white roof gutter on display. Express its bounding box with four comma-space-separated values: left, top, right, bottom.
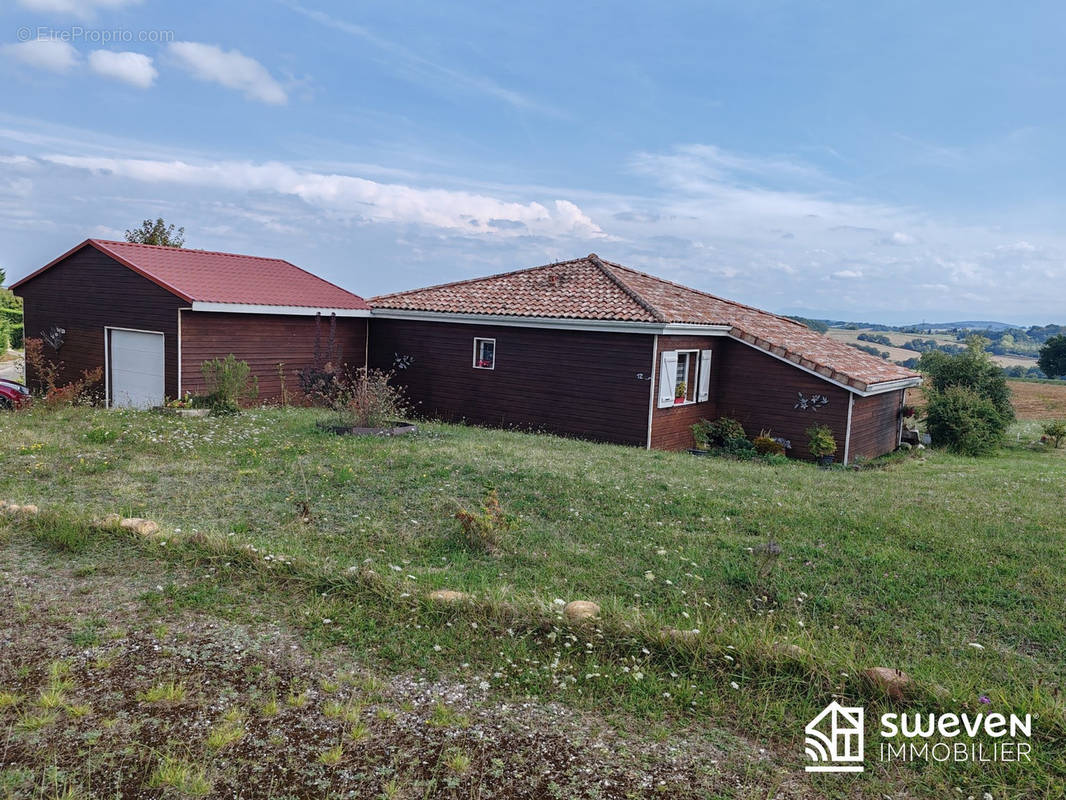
191, 302, 371, 317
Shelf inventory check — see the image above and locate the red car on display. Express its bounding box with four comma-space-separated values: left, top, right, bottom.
0, 378, 30, 410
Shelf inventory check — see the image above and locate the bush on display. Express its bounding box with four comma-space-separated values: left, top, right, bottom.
23, 338, 102, 406
692, 416, 746, 449
721, 436, 756, 458
1041, 420, 1066, 448
923, 386, 1008, 456
327, 367, 410, 428
297, 313, 344, 403
806, 425, 837, 459
920, 338, 1013, 454
920, 338, 1014, 422
753, 430, 786, 455
200, 354, 258, 414
9, 323, 22, 350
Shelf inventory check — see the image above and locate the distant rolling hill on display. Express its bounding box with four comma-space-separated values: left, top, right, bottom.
911, 321, 1015, 331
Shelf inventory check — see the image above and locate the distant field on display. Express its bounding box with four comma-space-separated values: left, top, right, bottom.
909, 378, 1066, 420
826, 328, 1038, 368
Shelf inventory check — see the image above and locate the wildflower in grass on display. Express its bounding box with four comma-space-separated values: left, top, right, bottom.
730, 681, 740, 690
979, 695, 991, 705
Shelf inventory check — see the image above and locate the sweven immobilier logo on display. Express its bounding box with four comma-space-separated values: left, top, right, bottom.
805, 701, 1032, 773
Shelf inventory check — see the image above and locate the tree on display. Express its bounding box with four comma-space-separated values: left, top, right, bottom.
919, 336, 1014, 454
0, 266, 6, 286
919, 336, 1013, 421
1038, 335, 1066, 378
124, 218, 185, 248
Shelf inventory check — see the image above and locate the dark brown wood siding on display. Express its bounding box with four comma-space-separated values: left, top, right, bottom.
13, 245, 183, 399
367, 319, 654, 446
715, 339, 851, 461
180, 312, 368, 402
848, 389, 904, 461
650, 335, 723, 450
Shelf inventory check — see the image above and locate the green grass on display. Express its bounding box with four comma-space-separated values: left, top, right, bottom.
138, 681, 186, 703
1, 405, 1064, 796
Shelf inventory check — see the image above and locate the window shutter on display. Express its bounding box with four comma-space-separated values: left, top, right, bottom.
658, 350, 677, 408
698, 350, 712, 402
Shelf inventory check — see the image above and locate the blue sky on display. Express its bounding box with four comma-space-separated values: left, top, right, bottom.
1, 0, 1064, 324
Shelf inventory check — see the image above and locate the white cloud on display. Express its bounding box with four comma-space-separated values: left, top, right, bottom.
16, 0, 140, 17
40, 154, 605, 238
166, 42, 287, 105
2, 39, 79, 73
831, 269, 864, 279
88, 51, 157, 88
884, 231, 916, 245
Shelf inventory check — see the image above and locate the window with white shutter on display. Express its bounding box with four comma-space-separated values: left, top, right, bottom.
657, 350, 677, 407
657, 348, 712, 407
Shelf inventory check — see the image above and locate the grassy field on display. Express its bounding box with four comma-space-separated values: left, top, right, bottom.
826, 328, 1039, 369
2, 406, 1065, 798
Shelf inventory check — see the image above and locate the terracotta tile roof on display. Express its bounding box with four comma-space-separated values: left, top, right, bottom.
14, 239, 370, 310
372, 255, 920, 392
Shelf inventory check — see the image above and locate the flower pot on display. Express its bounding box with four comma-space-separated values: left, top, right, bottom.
673, 397, 684, 405
157, 407, 210, 418
817, 455, 835, 467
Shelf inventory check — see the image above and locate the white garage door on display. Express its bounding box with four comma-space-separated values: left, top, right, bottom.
110, 329, 164, 409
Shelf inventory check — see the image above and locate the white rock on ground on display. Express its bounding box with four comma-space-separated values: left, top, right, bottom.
862, 667, 913, 701
563, 600, 600, 623
120, 518, 161, 537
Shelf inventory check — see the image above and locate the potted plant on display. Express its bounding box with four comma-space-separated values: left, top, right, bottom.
806, 424, 837, 466
674, 382, 686, 404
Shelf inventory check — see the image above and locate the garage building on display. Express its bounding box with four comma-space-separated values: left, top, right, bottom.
10, 239, 370, 408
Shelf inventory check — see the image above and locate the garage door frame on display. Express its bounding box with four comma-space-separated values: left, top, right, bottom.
104, 326, 166, 409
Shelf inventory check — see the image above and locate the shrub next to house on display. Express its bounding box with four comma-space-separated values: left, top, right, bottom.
920, 337, 1014, 455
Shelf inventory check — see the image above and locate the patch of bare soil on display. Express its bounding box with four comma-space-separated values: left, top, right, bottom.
0, 540, 806, 799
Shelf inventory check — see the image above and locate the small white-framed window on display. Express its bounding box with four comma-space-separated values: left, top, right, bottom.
473, 337, 496, 370
657, 348, 712, 408
674, 350, 698, 404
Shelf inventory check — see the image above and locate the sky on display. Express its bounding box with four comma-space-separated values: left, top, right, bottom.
1, 0, 1064, 325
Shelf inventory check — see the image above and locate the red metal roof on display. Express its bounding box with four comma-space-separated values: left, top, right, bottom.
13, 239, 370, 310
372, 255, 921, 392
